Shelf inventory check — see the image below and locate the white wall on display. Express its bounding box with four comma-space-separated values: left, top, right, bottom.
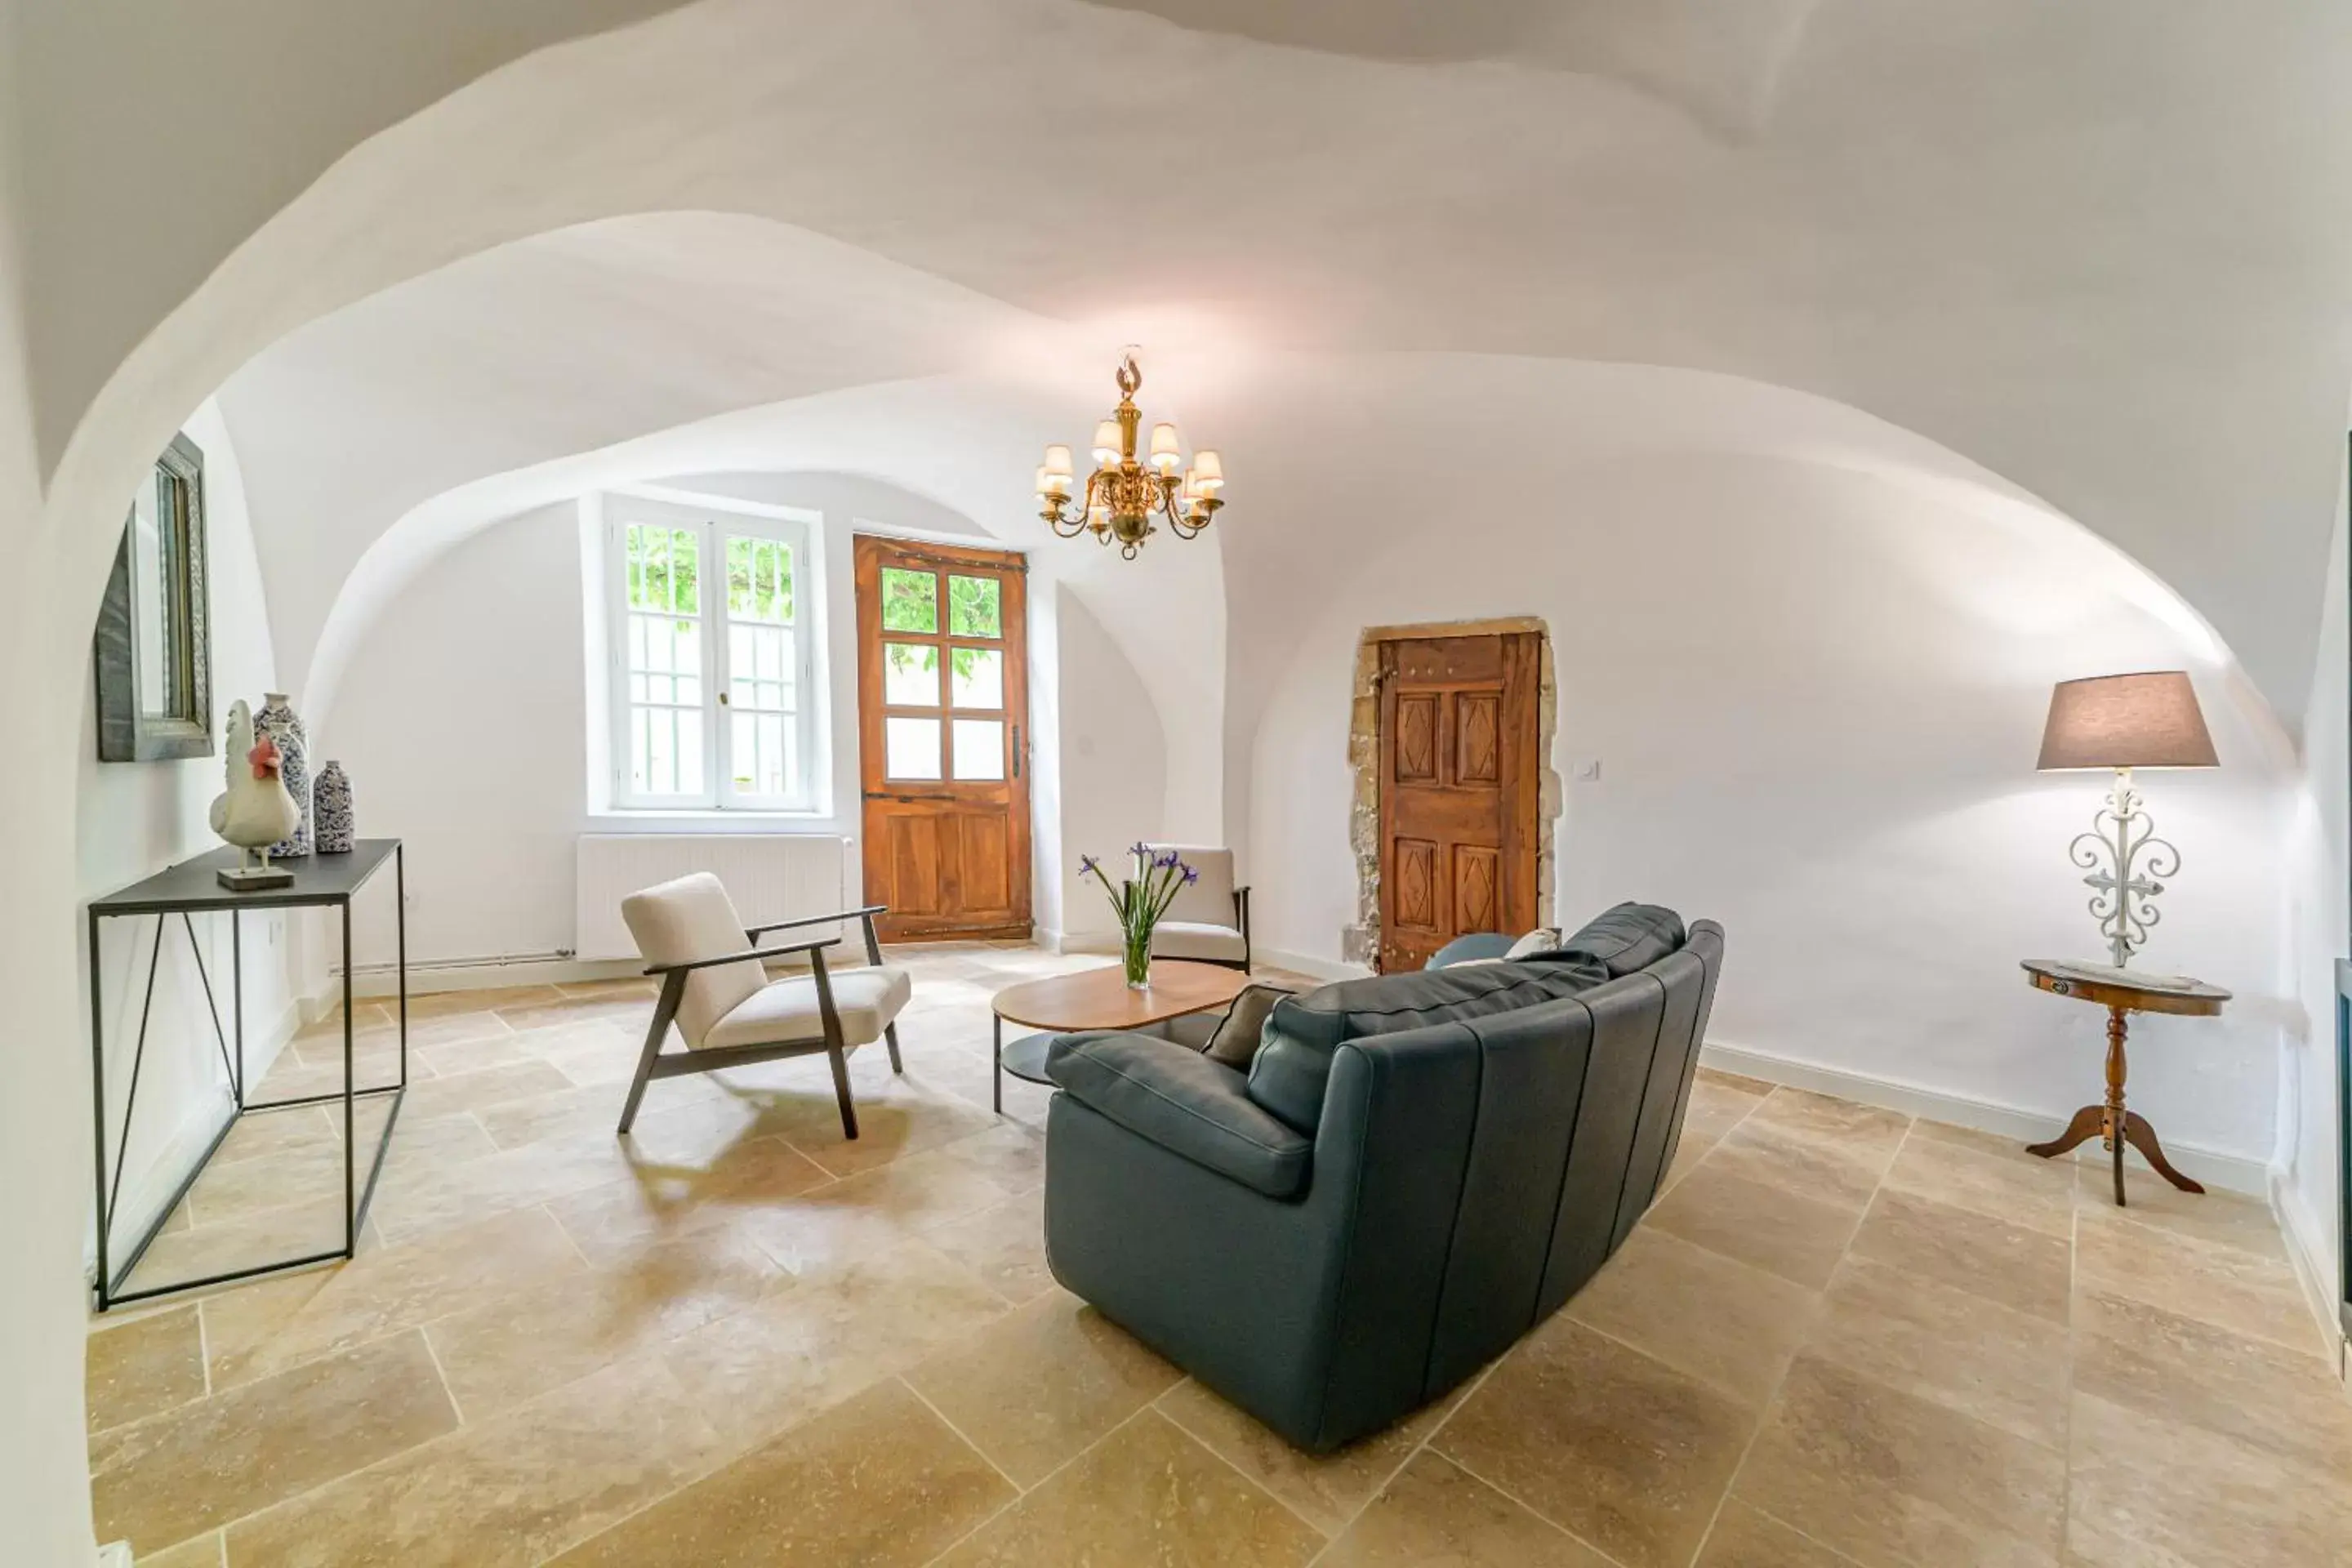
77, 399, 300, 1249
0, 8, 102, 1552
1052, 584, 1168, 945
2281, 480, 2348, 1348
1248, 451, 2295, 1170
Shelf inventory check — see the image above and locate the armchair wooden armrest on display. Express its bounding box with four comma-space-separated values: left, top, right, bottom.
644, 935, 840, 976
744, 905, 891, 964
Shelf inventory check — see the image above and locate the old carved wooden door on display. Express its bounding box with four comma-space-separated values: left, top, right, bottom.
854, 536, 1031, 942
1376, 632, 1541, 972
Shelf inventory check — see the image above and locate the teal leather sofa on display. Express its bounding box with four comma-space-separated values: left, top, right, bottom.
1041, 906, 1722, 1452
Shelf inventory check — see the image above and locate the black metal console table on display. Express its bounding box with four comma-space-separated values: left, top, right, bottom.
87, 839, 408, 1310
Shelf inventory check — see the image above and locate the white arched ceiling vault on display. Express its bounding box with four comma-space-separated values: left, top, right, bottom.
30, 0, 2352, 733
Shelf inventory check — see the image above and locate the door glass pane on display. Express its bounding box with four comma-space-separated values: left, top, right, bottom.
947, 575, 1000, 637
884, 717, 942, 780
951, 719, 1005, 781
883, 643, 941, 706
880, 568, 938, 632
949, 646, 1002, 710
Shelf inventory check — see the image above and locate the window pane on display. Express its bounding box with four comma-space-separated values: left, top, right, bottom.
730, 626, 793, 711
951, 719, 1005, 781
676, 708, 704, 795
949, 646, 1003, 710
883, 643, 939, 706
947, 575, 1000, 637
626, 525, 700, 614
727, 536, 794, 624
885, 716, 942, 780
880, 568, 938, 632
730, 711, 792, 796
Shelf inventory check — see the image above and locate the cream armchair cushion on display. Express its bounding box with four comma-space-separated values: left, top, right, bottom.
1146, 844, 1249, 965
1152, 920, 1250, 963
618, 872, 768, 1045
706, 964, 912, 1050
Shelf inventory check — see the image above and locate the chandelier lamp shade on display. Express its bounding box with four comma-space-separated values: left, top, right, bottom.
2035, 670, 2219, 969
1036, 350, 1224, 559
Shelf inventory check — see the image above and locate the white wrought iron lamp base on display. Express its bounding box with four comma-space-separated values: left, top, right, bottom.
2069, 766, 2180, 969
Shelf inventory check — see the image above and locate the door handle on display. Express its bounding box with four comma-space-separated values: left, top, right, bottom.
1012, 724, 1021, 779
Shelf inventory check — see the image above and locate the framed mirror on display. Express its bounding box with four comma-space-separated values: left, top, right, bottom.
95, 433, 212, 761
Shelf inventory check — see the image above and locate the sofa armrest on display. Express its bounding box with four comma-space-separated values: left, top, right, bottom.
1045, 1031, 1312, 1198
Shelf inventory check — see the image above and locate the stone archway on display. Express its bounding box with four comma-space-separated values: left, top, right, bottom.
1342, 616, 1560, 969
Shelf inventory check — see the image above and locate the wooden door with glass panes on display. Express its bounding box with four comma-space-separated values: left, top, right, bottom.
853, 536, 1031, 941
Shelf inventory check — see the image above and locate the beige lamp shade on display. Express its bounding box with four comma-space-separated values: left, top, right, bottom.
2037, 671, 2218, 771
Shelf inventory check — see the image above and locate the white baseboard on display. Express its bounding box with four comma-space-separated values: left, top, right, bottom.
96, 1543, 133, 1568
2271, 1171, 2349, 1380
1699, 1039, 2272, 1197
331, 955, 647, 1000
1255, 947, 1373, 982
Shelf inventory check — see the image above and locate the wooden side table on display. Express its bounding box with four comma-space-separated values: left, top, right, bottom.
2020, 959, 2229, 1206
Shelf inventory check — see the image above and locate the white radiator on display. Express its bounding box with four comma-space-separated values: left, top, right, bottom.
574, 835, 851, 960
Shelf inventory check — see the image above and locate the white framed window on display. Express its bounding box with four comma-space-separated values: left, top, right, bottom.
603, 493, 821, 810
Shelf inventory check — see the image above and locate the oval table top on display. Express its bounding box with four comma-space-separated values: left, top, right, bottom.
991, 960, 1252, 1031
2020, 958, 2230, 1016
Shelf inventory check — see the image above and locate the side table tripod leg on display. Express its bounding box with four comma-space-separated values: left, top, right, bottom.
2121, 1111, 2206, 1196
2025, 1105, 2105, 1160
2104, 1005, 2128, 1208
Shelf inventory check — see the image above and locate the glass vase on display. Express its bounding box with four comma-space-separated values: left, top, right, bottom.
1122, 924, 1153, 990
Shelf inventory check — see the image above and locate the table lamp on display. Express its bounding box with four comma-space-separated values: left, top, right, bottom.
2036, 671, 2218, 968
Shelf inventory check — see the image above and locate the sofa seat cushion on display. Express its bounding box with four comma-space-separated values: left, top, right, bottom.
1553, 903, 1686, 977
1246, 960, 1609, 1133
1152, 920, 1249, 963
1048, 1031, 1312, 1198
703, 964, 911, 1049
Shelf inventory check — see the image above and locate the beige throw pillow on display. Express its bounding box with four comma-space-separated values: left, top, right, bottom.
1205, 983, 1295, 1069
1504, 927, 1564, 960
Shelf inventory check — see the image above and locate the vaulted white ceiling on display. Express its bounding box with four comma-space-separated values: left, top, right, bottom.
30, 0, 2352, 724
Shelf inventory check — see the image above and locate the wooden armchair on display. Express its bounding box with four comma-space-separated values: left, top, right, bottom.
617, 872, 910, 1140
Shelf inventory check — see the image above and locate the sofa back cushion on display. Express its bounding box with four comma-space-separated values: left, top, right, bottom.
1551, 902, 1686, 978
1245, 959, 1606, 1132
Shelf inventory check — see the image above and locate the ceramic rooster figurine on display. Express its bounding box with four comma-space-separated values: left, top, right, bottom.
211, 700, 301, 889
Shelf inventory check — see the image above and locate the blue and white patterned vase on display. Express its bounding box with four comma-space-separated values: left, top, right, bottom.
256, 693, 313, 858
313, 760, 354, 853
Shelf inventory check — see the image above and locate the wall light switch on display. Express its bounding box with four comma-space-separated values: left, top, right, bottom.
1573, 756, 1602, 782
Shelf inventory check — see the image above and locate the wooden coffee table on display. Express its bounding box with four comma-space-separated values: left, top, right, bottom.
990, 960, 1253, 1111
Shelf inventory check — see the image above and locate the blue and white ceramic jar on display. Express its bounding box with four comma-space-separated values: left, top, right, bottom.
256, 693, 312, 858
313, 760, 354, 853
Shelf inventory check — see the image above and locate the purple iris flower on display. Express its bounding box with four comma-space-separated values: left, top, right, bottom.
1182, 866, 1200, 885
1155, 850, 1179, 870
1080, 853, 1100, 875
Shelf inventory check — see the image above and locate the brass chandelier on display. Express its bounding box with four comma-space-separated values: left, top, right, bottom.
1036, 351, 1224, 559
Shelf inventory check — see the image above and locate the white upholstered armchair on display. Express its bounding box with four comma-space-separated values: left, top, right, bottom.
1143, 844, 1252, 972
617, 872, 911, 1139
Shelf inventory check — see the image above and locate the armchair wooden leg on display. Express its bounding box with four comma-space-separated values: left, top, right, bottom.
809, 948, 858, 1139
884, 1022, 905, 1074
617, 974, 684, 1136
826, 1045, 859, 1140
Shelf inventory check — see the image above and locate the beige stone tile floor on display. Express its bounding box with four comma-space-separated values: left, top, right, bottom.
84, 948, 2352, 1566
